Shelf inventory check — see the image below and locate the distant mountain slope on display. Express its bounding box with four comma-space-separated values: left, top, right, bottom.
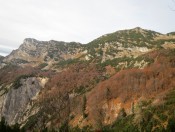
3, 38, 84, 67
0, 27, 175, 131
2, 27, 175, 69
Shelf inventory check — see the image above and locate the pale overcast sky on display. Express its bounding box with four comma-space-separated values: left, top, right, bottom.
0, 0, 175, 56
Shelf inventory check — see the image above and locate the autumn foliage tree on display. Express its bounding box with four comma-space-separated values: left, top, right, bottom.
87, 49, 175, 127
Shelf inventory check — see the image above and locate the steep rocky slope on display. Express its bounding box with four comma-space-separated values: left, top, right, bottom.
0, 27, 175, 131
3, 38, 84, 68
0, 77, 48, 124
3, 27, 175, 69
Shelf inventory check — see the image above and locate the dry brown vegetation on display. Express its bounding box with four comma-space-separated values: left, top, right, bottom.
0, 65, 53, 85
32, 49, 175, 129
2, 49, 175, 129
36, 63, 104, 127
86, 49, 175, 127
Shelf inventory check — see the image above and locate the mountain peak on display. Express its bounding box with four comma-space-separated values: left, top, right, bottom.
133, 26, 142, 30
131, 27, 146, 32
23, 38, 38, 44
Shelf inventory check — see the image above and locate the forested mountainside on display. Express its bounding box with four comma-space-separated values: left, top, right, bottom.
0, 27, 175, 131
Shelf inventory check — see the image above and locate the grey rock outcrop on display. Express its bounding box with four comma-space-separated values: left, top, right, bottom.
3, 38, 85, 68
0, 77, 48, 125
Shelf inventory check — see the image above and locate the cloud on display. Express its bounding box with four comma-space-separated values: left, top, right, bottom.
0, 44, 14, 56
0, 51, 9, 57
0, 0, 174, 56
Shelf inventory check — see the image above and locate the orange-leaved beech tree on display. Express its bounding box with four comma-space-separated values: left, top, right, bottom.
87, 49, 175, 126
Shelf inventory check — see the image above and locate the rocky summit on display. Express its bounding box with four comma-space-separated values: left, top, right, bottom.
1, 27, 175, 131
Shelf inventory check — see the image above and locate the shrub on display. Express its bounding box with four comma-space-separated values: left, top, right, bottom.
13, 74, 35, 89
166, 118, 175, 131
38, 63, 48, 69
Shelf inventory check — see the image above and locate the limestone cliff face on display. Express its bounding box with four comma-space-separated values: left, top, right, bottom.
0, 77, 48, 125
3, 38, 85, 67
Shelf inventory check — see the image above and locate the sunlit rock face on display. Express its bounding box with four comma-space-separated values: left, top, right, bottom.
0, 77, 48, 125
